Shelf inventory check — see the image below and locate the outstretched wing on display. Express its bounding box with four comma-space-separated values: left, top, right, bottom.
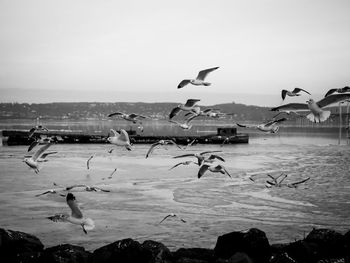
177, 79, 191, 89
293, 87, 310, 95
199, 150, 222, 155
41, 151, 58, 159
220, 165, 232, 178
32, 143, 52, 161
264, 118, 287, 127
184, 99, 200, 107
281, 90, 288, 100
159, 214, 171, 224
28, 140, 40, 152
196, 67, 219, 81
287, 177, 310, 188
108, 112, 124, 117
198, 164, 209, 179
317, 93, 350, 108
66, 193, 83, 219
165, 139, 182, 149
109, 129, 119, 137
35, 190, 52, 197
146, 142, 160, 158
119, 129, 130, 142
169, 107, 181, 119
236, 123, 255, 128
271, 103, 309, 112
173, 153, 195, 159
207, 154, 225, 162
169, 162, 187, 170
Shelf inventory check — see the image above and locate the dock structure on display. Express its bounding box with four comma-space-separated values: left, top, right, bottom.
1, 127, 249, 146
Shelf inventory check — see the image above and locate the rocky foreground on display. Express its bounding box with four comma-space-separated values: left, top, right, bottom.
0, 227, 349, 263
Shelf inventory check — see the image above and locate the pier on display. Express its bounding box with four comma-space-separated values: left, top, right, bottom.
1, 127, 249, 146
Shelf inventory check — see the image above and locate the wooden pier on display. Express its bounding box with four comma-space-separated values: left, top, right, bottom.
1, 127, 249, 146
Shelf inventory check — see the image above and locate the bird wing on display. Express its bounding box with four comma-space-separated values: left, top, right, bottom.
28, 141, 40, 152
66, 195, 83, 219
271, 103, 309, 112
293, 87, 310, 95
173, 153, 195, 159
184, 99, 200, 107
65, 184, 87, 190
109, 129, 119, 137
159, 214, 171, 224
119, 129, 130, 142
263, 118, 287, 127
324, 89, 337, 97
32, 143, 52, 161
108, 112, 124, 117
35, 190, 51, 197
220, 166, 231, 178
177, 79, 191, 89
317, 93, 350, 108
196, 67, 219, 81
236, 123, 255, 128
169, 107, 181, 119
169, 162, 187, 170
198, 164, 209, 179
288, 177, 310, 187
281, 90, 288, 100
146, 142, 160, 158
165, 140, 182, 149
40, 151, 58, 159
200, 150, 222, 155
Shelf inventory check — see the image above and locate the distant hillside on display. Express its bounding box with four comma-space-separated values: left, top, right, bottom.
0, 102, 275, 122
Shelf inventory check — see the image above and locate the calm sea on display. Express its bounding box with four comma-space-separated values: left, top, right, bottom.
0, 120, 349, 251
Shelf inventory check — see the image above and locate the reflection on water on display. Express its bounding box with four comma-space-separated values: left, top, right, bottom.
0, 122, 349, 251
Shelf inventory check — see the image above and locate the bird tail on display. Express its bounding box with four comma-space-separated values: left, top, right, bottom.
306, 110, 331, 123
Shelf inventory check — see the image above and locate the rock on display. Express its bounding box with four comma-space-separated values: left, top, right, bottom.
0, 228, 44, 262
214, 228, 270, 262
172, 248, 214, 263
141, 240, 172, 263
39, 244, 91, 263
90, 238, 152, 263
227, 252, 253, 263
281, 240, 318, 263
305, 228, 346, 259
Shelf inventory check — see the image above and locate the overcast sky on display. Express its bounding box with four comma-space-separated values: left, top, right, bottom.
0, 0, 349, 106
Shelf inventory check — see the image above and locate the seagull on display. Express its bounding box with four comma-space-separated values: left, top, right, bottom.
281, 88, 311, 101
47, 193, 95, 234
169, 99, 201, 119
169, 160, 199, 170
65, 184, 110, 192
177, 67, 219, 89
107, 129, 132, 151
86, 155, 94, 170
185, 108, 225, 121
198, 161, 231, 179
169, 119, 193, 130
28, 125, 49, 139
23, 143, 55, 173
108, 112, 148, 124
108, 168, 117, 179
173, 151, 224, 166
35, 189, 66, 197
271, 93, 350, 123
159, 213, 186, 224
146, 139, 182, 158
324, 86, 350, 97
236, 118, 287, 133
28, 136, 58, 152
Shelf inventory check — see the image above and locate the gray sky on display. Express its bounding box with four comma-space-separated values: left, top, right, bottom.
1, 0, 349, 106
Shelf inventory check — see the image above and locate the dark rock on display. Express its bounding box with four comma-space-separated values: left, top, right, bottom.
269, 252, 299, 263
173, 248, 215, 263
305, 228, 346, 259
0, 228, 44, 262
214, 228, 270, 263
90, 238, 152, 263
141, 240, 172, 263
281, 240, 318, 263
39, 244, 91, 263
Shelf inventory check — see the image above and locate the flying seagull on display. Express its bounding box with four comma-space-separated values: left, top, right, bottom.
146, 139, 182, 158
236, 118, 287, 133
177, 67, 219, 89
23, 143, 55, 173
169, 119, 193, 130
169, 99, 201, 119
159, 213, 186, 224
35, 189, 66, 197
198, 161, 231, 179
271, 93, 350, 123
47, 193, 95, 234
108, 112, 148, 124
65, 184, 110, 192
28, 136, 58, 152
174, 151, 224, 166
324, 86, 350, 97
107, 129, 132, 151
281, 88, 311, 101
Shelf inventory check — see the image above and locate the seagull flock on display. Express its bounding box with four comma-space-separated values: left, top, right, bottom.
21, 67, 350, 233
